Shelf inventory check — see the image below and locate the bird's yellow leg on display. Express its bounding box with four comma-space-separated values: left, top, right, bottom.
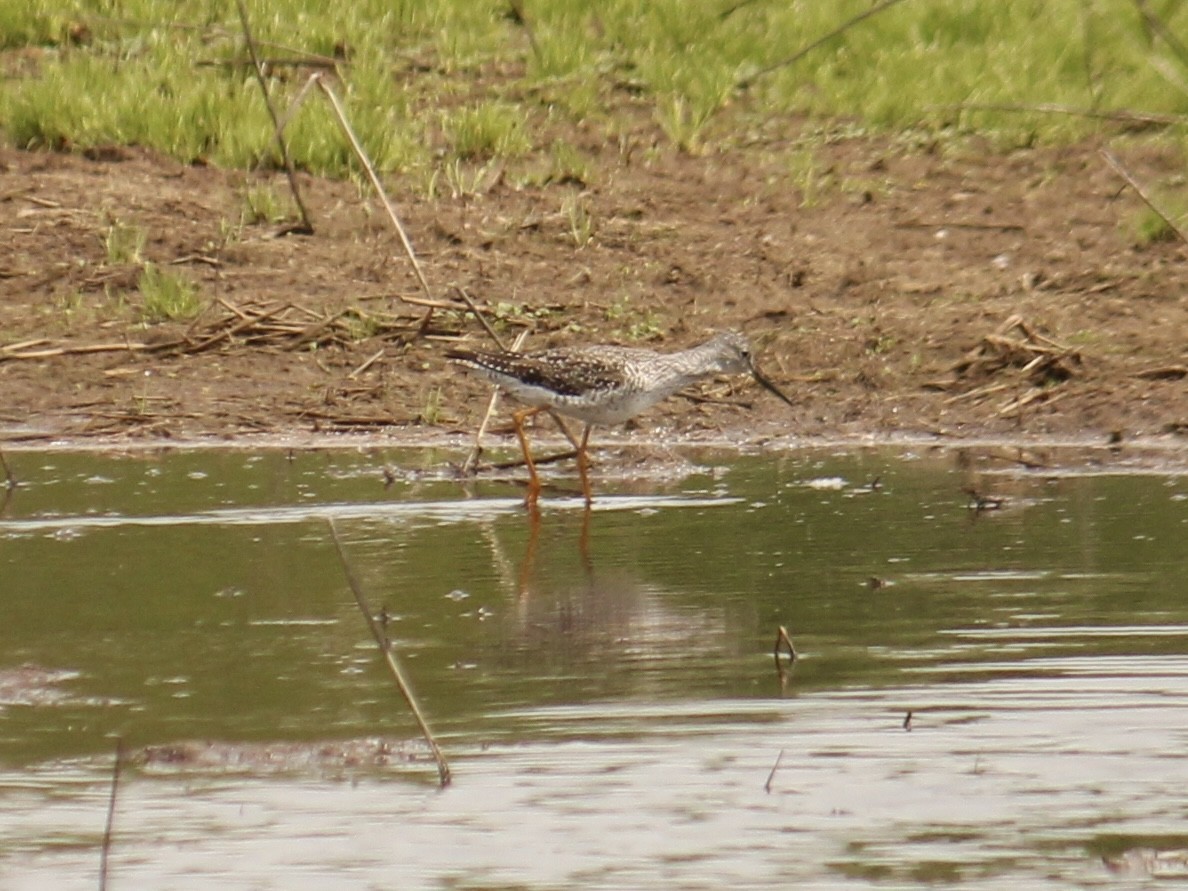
512, 407, 544, 506
576, 424, 594, 505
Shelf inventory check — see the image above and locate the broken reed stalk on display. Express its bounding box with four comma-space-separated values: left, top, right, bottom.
98, 738, 123, 891
1133, 0, 1188, 68
936, 102, 1187, 127
774, 625, 797, 667
347, 347, 386, 380
736, 0, 912, 90
233, 0, 314, 234
311, 75, 435, 316
454, 287, 508, 351
327, 519, 451, 788
0, 449, 14, 489
764, 748, 785, 794
1100, 150, 1188, 244
489, 447, 578, 472
507, 0, 543, 65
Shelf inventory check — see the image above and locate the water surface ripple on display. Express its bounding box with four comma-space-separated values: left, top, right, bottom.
0, 447, 1185, 888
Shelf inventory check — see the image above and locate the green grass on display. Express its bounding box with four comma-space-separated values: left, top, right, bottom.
104, 219, 146, 264
0, 0, 1186, 183
1132, 205, 1185, 246
562, 193, 595, 248
238, 181, 294, 225
138, 262, 203, 322
440, 101, 532, 161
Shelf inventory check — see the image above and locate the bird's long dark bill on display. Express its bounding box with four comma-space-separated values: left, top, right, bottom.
751, 367, 796, 408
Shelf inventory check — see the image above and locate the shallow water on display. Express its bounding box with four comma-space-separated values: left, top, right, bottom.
0, 445, 1186, 888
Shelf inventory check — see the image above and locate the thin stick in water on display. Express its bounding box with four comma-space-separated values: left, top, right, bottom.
764, 748, 785, 793
0, 449, 15, 490
98, 738, 124, 891
774, 625, 797, 666
328, 519, 451, 787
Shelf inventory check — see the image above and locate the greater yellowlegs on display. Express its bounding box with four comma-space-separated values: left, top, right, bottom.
446, 331, 794, 505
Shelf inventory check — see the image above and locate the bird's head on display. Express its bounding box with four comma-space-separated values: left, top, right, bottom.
706, 331, 796, 408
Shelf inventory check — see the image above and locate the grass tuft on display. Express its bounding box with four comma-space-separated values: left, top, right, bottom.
1132, 206, 1183, 246
104, 220, 146, 265
440, 101, 532, 161
138, 262, 203, 323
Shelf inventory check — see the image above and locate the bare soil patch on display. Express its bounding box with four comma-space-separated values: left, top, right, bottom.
1, 138, 1185, 451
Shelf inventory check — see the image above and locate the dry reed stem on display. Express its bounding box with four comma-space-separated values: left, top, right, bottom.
311, 75, 436, 319
348, 347, 386, 379
737, 0, 912, 90
1101, 150, 1188, 244
0, 300, 419, 363
936, 102, 1187, 127
234, 0, 314, 234
507, 0, 543, 64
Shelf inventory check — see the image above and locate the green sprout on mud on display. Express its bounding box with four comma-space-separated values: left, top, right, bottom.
419, 386, 444, 425
1132, 207, 1182, 247
341, 308, 380, 342
239, 182, 293, 225
138, 263, 202, 323
545, 140, 590, 187
440, 102, 531, 161
490, 301, 555, 330
435, 157, 500, 199
605, 295, 662, 341
563, 193, 595, 248
104, 220, 146, 265
654, 93, 718, 155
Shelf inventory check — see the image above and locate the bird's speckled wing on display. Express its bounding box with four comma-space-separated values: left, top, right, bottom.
445, 346, 631, 398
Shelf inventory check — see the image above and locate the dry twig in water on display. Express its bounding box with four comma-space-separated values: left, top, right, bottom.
328, 519, 451, 788
774, 625, 797, 667
98, 738, 124, 891
764, 748, 785, 794
0, 450, 15, 490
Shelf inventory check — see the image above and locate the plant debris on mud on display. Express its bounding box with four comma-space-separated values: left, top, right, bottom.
0, 139, 1185, 448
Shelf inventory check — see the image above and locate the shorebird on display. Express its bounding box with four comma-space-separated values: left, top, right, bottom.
446, 331, 794, 505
